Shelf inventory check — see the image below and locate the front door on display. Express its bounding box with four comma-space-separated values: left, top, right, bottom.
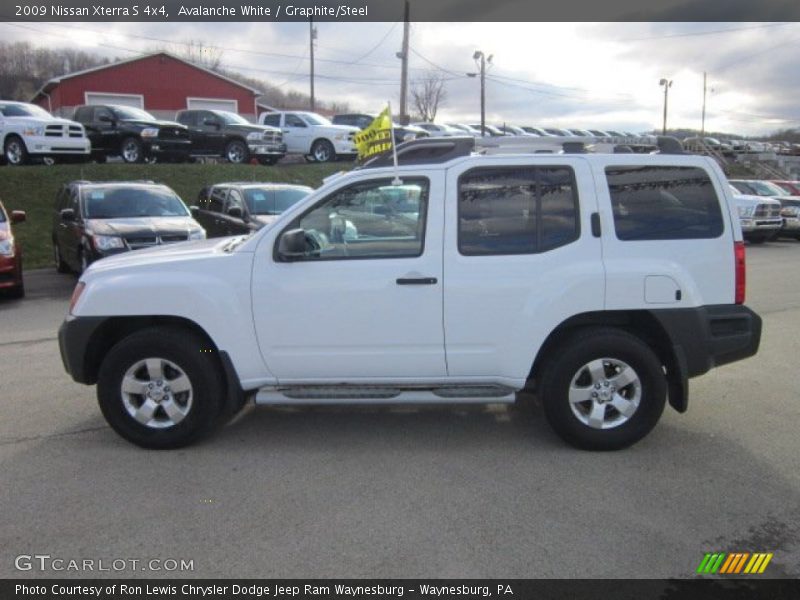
282, 113, 312, 154
251, 173, 446, 382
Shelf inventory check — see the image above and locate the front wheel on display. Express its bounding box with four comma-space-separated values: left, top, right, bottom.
311, 139, 336, 163
538, 327, 667, 450
97, 328, 225, 449
120, 137, 144, 163
225, 140, 249, 164
4, 135, 29, 166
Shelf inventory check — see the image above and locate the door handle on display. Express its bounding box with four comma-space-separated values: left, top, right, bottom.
396, 277, 437, 285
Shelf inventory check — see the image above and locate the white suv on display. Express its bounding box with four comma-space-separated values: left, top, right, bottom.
0, 101, 90, 165
58, 137, 762, 450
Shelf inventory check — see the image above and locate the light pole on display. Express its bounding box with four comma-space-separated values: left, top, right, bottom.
467, 50, 492, 136
659, 78, 673, 135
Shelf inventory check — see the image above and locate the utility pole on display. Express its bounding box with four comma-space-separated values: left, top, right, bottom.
659, 78, 673, 135
701, 71, 707, 138
309, 18, 316, 112
397, 0, 410, 124
468, 51, 492, 136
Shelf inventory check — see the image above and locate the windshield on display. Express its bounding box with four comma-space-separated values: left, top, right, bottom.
301, 113, 331, 126
214, 111, 249, 125
112, 106, 157, 121
82, 187, 189, 219
0, 103, 53, 118
244, 187, 311, 215
736, 180, 785, 196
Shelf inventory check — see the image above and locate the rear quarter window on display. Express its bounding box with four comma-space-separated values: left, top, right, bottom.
605, 165, 724, 241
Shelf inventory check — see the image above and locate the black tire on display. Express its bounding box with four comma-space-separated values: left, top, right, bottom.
4, 135, 29, 166
225, 140, 249, 164
120, 137, 144, 163
78, 247, 89, 274
538, 327, 667, 450
53, 242, 70, 274
5, 272, 24, 299
97, 328, 225, 449
310, 139, 336, 163
257, 156, 278, 166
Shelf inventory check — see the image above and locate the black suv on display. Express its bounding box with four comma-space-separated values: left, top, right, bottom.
52, 181, 206, 274
72, 105, 191, 163
332, 113, 427, 145
176, 110, 286, 165
192, 182, 312, 237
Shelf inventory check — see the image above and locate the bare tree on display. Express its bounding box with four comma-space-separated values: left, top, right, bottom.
411, 72, 448, 122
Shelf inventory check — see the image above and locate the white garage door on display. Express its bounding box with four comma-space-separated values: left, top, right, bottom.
186, 98, 238, 113
84, 93, 144, 108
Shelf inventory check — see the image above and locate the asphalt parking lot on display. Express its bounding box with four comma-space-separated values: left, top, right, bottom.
1, 243, 798, 579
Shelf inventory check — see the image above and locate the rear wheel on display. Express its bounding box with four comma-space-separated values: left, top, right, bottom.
97, 328, 225, 449
538, 327, 667, 450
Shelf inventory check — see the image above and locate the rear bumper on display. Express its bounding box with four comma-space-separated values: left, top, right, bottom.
248, 142, 287, 156
651, 304, 762, 378
0, 253, 22, 288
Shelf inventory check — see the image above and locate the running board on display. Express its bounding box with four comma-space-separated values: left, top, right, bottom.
254, 385, 517, 405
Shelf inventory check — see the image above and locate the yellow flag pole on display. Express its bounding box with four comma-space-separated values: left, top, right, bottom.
388, 101, 401, 185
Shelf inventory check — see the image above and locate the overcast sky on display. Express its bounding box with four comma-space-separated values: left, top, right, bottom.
3, 21, 800, 136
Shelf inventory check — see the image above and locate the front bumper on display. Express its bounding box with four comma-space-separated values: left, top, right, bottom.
145, 138, 192, 157
739, 218, 782, 233
26, 136, 90, 156
333, 140, 357, 156
780, 216, 800, 235
248, 142, 287, 156
0, 252, 22, 289
58, 316, 107, 384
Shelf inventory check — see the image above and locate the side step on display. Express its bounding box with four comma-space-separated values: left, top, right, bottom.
254, 385, 517, 405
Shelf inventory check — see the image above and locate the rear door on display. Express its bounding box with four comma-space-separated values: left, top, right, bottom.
443, 156, 604, 385
592, 156, 733, 307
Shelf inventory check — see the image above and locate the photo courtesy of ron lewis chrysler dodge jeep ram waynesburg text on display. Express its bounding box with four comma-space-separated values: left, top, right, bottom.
58, 137, 761, 451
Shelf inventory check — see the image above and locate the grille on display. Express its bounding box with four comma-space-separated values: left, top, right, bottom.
754, 204, 781, 218
44, 124, 85, 138
158, 127, 188, 140
124, 234, 188, 250
263, 130, 282, 144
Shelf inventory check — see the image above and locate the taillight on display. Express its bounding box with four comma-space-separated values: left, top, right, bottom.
734, 241, 746, 305
69, 282, 85, 315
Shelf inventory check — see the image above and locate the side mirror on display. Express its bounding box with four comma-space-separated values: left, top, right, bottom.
189, 205, 200, 217
10, 210, 26, 224
227, 206, 243, 219
277, 228, 308, 261
60, 208, 75, 222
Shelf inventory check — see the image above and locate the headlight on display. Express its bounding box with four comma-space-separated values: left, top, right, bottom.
0, 236, 14, 257
738, 206, 755, 218
22, 126, 44, 137
781, 207, 799, 217
189, 229, 206, 240
247, 132, 263, 141
91, 234, 125, 251
140, 128, 159, 138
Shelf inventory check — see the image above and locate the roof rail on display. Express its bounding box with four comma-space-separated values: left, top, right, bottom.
358, 133, 685, 169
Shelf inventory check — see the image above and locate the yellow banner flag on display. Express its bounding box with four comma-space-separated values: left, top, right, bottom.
354, 106, 393, 160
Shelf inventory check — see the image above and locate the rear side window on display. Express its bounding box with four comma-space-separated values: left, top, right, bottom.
458, 166, 580, 255
606, 166, 723, 241
262, 114, 280, 127
176, 112, 195, 126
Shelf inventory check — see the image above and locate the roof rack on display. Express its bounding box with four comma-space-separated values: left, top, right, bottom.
358, 135, 685, 170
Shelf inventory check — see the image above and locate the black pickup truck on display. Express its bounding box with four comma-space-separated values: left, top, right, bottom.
175, 110, 286, 165
72, 104, 191, 163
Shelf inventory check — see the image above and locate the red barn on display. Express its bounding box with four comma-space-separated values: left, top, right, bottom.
31, 52, 262, 122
